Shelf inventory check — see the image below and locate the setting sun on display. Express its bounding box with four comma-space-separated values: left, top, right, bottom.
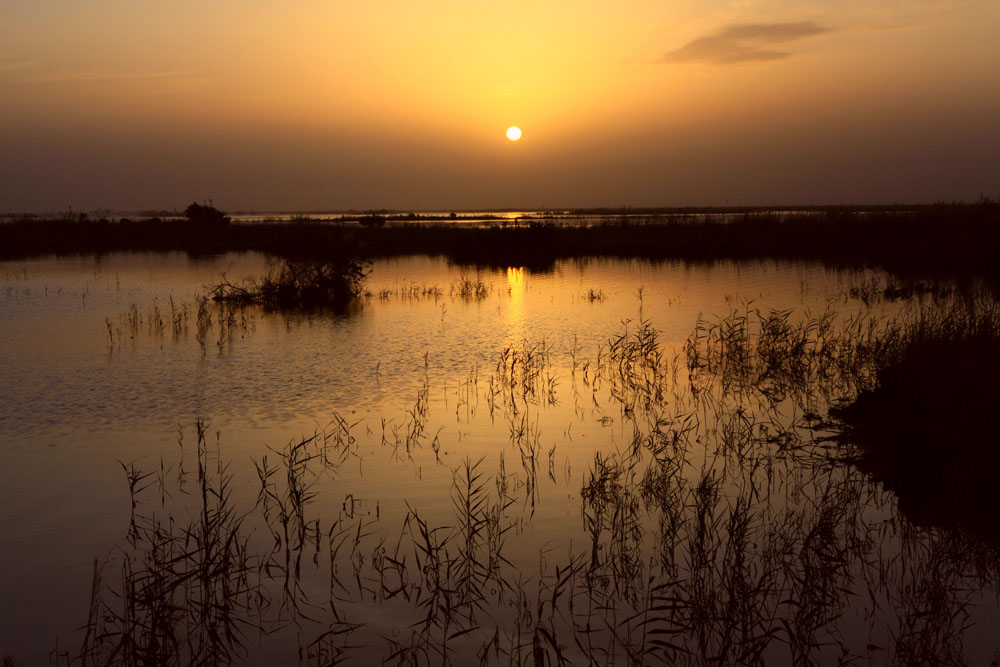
506, 126, 522, 142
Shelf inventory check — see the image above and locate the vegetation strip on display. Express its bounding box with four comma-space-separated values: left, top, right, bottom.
3, 202, 1000, 282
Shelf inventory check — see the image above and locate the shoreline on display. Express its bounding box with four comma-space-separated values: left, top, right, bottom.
2, 202, 998, 282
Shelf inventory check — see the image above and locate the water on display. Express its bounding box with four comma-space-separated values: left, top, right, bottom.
0, 253, 835, 441
1, 253, 996, 665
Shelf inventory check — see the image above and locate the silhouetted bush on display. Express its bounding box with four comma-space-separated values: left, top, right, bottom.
184, 202, 230, 225
210, 258, 368, 310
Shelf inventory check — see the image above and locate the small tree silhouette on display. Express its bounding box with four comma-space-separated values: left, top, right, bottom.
184, 202, 230, 225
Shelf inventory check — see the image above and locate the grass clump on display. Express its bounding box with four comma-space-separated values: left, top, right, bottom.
78, 421, 258, 667
210, 258, 368, 310
450, 274, 490, 299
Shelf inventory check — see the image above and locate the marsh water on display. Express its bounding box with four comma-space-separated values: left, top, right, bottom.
2, 253, 998, 665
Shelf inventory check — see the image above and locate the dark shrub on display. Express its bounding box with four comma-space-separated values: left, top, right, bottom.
210, 258, 369, 310
184, 202, 230, 225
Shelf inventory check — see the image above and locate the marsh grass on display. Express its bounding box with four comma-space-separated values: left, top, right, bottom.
65, 435, 999, 666
684, 303, 901, 406
842, 272, 955, 305
56, 289, 1000, 666
451, 274, 491, 300
101, 293, 262, 355
489, 340, 557, 415
365, 282, 444, 301
599, 318, 675, 412
74, 420, 259, 667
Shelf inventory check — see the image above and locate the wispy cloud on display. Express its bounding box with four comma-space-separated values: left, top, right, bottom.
663, 21, 832, 65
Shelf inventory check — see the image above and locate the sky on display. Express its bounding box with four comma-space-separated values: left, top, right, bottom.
1, 0, 998, 211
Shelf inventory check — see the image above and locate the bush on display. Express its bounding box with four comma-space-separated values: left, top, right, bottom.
184, 202, 230, 225
210, 258, 369, 310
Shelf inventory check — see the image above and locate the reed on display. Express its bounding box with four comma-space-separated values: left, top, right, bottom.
77, 421, 259, 667
451, 273, 491, 300
54, 287, 1000, 665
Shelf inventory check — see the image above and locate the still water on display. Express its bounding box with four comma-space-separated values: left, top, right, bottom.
0, 253, 996, 665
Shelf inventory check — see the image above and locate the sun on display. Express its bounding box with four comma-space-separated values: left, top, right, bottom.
506, 126, 522, 142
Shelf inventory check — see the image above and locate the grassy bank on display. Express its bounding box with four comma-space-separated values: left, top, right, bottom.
682, 293, 1000, 545
830, 298, 1000, 540
2, 202, 999, 281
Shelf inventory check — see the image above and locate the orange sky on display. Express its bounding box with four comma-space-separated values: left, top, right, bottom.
1, 0, 998, 210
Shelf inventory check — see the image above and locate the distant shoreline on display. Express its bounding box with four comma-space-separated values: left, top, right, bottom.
2, 202, 998, 282
0, 203, 948, 224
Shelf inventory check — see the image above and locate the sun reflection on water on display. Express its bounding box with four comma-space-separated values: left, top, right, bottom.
505, 266, 526, 332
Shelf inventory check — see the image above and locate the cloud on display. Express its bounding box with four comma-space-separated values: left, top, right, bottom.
663, 22, 832, 65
